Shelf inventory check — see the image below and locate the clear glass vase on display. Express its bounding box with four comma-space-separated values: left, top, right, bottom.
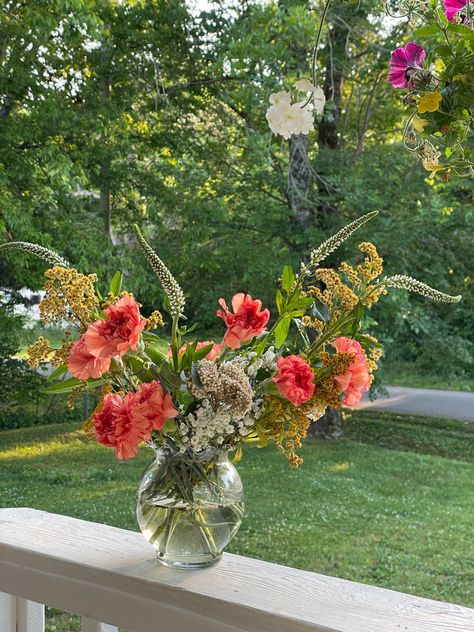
136, 443, 244, 569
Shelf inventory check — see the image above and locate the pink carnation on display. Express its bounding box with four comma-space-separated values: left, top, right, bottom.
93, 392, 151, 460
68, 335, 111, 380
272, 355, 315, 406
132, 380, 178, 431
388, 42, 426, 89
217, 293, 270, 349
85, 295, 146, 359
332, 337, 371, 407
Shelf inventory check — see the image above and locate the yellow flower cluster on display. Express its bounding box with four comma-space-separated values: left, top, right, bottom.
319, 350, 356, 376
40, 266, 99, 329
101, 290, 132, 309
258, 396, 314, 467
311, 268, 358, 311
357, 242, 383, 282
145, 310, 165, 331
301, 315, 324, 331
27, 336, 51, 368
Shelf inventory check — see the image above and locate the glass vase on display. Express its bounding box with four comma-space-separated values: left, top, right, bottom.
136, 443, 244, 569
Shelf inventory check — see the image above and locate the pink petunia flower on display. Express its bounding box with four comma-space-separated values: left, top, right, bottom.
68, 335, 111, 380
93, 392, 151, 460
272, 355, 315, 406
217, 293, 270, 349
85, 295, 147, 359
332, 337, 371, 407
444, 0, 470, 22
388, 42, 426, 89
132, 380, 178, 431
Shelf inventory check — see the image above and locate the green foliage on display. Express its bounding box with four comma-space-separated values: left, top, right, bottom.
0, 0, 472, 389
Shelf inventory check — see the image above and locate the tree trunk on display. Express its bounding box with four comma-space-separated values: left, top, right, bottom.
312, 17, 351, 438
288, 134, 313, 224
308, 406, 343, 439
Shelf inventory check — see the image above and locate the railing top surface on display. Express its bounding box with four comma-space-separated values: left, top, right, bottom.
1, 508, 473, 632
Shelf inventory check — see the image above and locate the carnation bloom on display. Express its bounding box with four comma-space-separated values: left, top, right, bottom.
132, 380, 178, 431
85, 295, 146, 359
68, 335, 111, 380
332, 337, 371, 407
93, 392, 151, 460
272, 355, 315, 406
388, 42, 426, 89
217, 293, 270, 349
444, 0, 470, 22
169, 340, 223, 361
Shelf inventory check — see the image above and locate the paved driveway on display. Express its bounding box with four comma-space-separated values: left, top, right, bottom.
358, 386, 474, 421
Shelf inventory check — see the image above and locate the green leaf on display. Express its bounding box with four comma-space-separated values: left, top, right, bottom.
47, 365, 68, 381
414, 24, 441, 38
281, 265, 295, 292
312, 300, 331, 323
109, 271, 123, 296
145, 343, 169, 366
274, 316, 291, 347
194, 342, 214, 361
275, 289, 284, 314
44, 377, 104, 394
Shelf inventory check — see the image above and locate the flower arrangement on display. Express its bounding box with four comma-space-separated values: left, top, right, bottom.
0, 213, 461, 567
387, 0, 474, 177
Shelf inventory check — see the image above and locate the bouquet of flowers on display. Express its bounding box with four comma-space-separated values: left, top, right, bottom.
1, 211, 461, 568
387, 0, 474, 177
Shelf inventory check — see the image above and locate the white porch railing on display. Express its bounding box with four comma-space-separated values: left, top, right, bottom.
1, 508, 473, 632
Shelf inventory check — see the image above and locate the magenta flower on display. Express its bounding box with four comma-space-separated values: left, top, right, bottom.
388, 42, 426, 89
444, 0, 469, 22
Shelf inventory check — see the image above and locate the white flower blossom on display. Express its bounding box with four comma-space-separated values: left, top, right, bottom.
266, 101, 314, 139
313, 87, 326, 115
294, 79, 315, 92
269, 90, 292, 106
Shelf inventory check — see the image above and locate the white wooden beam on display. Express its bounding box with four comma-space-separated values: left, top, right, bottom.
0, 508, 473, 632
0, 594, 44, 632
81, 617, 118, 632
0, 593, 15, 632
17, 598, 44, 632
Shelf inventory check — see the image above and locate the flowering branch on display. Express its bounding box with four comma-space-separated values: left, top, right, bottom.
303, 210, 378, 273
379, 275, 462, 303
0, 241, 69, 268
132, 224, 185, 318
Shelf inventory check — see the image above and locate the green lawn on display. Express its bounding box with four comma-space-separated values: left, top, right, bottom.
381, 361, 474, 392
1, 411, 474, 630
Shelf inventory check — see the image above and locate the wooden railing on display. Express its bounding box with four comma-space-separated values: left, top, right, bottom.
1, 508, 473, 632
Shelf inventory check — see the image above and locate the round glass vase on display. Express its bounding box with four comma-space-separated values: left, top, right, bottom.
136, 444, 244, 569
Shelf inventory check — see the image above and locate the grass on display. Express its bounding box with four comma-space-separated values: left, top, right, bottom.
1, 410, 474, 631
381, 361, 474, 392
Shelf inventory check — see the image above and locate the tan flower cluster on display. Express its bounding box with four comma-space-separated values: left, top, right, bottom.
40, 266, 99, 329
100, 291, 135, 309
357, 242, 383, 282
319, 350, 356, 376
27, 336, 51, 368
145, 310, 164, 331
312, 377, 343, 410
339, 262, 360, 286
311, 268, 358, 311
301, 315, 324, 331
191, 360, 253, 419
259, 395, 312, 467
50, 331, 73, 368
67, 383, 86, 409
